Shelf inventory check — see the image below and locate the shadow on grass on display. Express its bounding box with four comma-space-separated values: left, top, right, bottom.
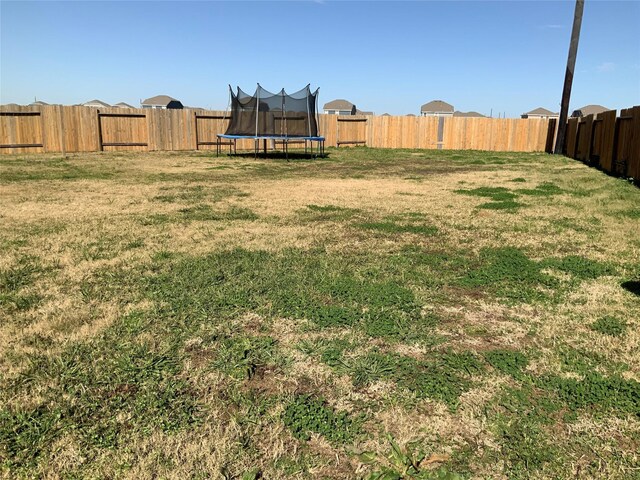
222, 152, 329, 161
621, 280, 640, 296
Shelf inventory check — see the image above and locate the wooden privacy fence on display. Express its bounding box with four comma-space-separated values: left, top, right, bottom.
564, 106, 640, 180
1, 104, 556, 155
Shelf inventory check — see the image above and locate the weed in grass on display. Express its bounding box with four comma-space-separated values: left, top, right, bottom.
617, 208, 640, 219
177, 204, 258, 222
8, 293, 43, 312
141, 205, 258, 225
361, 434, 464, 480
308, 305, 361, 328
516, 182, 563, 197
0, 255, 44, 292
314, 338, 354, 368
542, 373, 640, 417
405, 367, 470, 410
2, 338, 200, 472
557, 347, 600, 376
347, 351, 402, 387
454, 186, 517, 202
477, 200, 523, 211
556, 346, 628, 377
273, 453, 314, 476
80, 238, 119, 261
459, 247, 613, 304
320, 275, 436, 341
330, 350, 471, 409
486, 384, 568, 477
0, 158, 115, 183
210, 335, 281, 380
540, 255, 615, 280
549, 217, 595, 233
125, 239, 145, 250
459, 247, 555, 303
0, 255, 48, 312
511, 178, 527, 183
299, 204, 361, 222
361, 311, 426, 341
590, 316, 627, 337
456, 183, 561, 212
282, 395, 362, 444
356, 221, 438, 236
484, 350, 528, 379
438, 351, 484, 376
494, 414, 557, 478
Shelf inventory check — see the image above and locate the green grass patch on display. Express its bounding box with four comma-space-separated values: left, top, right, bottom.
356, 221, 438, 235
0, 158, 116, 183
321, 349, 475, 410
459, 247, 555, 302
590, 316, 627, 337
485, 350, 529, 379
617, 208, 640, 219
299, 204, 361, 222
142, 205, 258, 225
210, 335, 282, 380
1, 338, 200, 472
542, 373, 640, 417
516, 182, 563, 197
477, 200, 523, 211
282, 395, 362, 444
0, 255, 50, 312
458, 247, 613, 303
454, 186, 517, 202
540, 255, 615, 280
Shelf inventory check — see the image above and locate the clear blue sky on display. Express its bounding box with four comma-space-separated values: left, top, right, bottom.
1, 1, 639, 117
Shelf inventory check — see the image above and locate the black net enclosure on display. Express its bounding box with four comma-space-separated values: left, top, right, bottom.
223, 84, 320, 138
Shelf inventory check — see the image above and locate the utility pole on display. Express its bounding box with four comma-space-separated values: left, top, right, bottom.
554, 0, 585, 154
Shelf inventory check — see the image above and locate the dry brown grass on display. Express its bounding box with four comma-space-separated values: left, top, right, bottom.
1, 149, 638, 479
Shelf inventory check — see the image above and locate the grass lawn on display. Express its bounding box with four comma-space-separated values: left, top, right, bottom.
1, 147, 639, 479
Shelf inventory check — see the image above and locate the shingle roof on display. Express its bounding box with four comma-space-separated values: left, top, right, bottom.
421, 100, 454, 113
142, 95, 179, 106
323, 99, 354, 110
574, 104, 609, 116
83, 99, 111, 107
114, 102, 135, 108
524, 107, 558, 116
453, 110, 486, 117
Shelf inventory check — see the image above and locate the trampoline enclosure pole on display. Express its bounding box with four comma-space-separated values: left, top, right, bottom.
255, 84, 260, 138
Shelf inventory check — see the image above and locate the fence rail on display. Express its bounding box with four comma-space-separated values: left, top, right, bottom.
563, 105, 639, 180
0, 105, 560, 155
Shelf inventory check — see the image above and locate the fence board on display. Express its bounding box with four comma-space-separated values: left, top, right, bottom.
617, 106, 640, 179
337, 116, 367, 147
596, 110, 616, 172
0, 105, 617, 156
575, 114, 594, 162
565, 118, 579, 157
0, 106, 44, 153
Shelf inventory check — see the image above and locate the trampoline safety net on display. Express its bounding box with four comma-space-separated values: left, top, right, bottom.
224, 84, 320, 138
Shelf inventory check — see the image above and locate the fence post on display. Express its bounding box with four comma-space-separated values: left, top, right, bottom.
96, 109, 103, 151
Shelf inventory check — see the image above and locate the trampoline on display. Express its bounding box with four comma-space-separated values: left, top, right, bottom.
217, 84, 325, 159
